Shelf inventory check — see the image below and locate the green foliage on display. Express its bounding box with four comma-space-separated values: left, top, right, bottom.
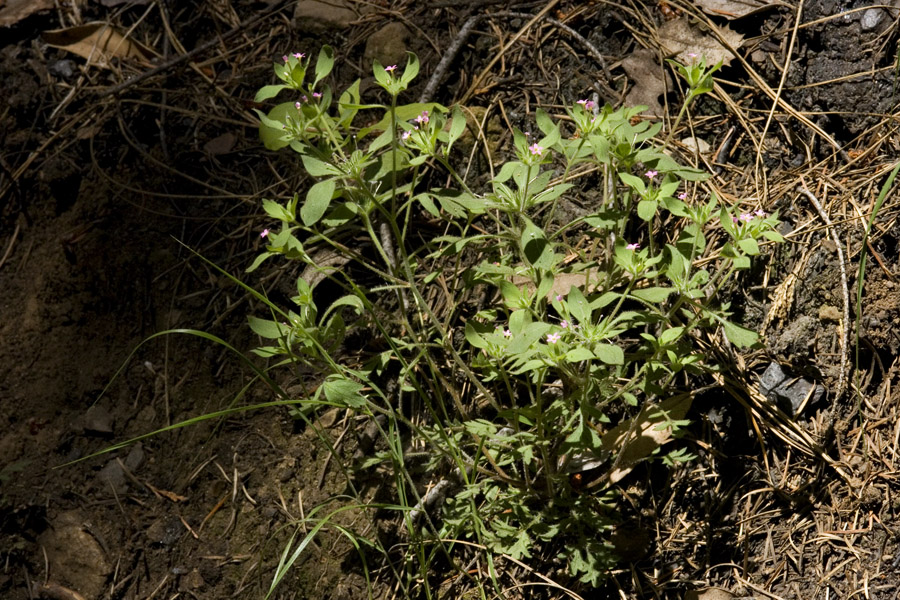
249, 49, 782, 593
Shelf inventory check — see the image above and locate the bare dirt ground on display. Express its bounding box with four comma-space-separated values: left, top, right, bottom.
2, 1, 900, 598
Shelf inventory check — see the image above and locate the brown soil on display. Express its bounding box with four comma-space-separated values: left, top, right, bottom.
2, 1, 900, 599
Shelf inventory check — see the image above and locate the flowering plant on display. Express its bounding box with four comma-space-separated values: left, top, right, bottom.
250, 48, 782, 589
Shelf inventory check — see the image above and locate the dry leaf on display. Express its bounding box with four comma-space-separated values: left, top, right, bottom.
204, 132, 237, 155
694, 0, 780, 20
512, 269, 602, 297
0, 0, 53, 27
621, 48, 669, 116
658, 18, 744, 66
42, 22, 155, 69
600, 393, 692, 485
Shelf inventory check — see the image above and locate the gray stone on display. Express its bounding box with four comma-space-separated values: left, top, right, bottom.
294, 0, 358, 30
364, 22, 411, 69
758, 362, 824, 417
860, 8, 885, 31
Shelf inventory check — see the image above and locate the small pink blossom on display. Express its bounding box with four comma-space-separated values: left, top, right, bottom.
560, 320, 569, 329
755, 209, 766, 217
292, 52, 305, 59
529, 142, 544, 156
555, 294, 564, 302
739, 212, 753, 222
415, 110, 429, 125
401, 130, 412, 141
678, 192, 687, 200
312, 92, 322, 98
385, 65, 397, 72
576, 99, 596, 111
644, 170, 658, 179
295, 101, 302, 110
282, 55, 289, 62
260, 228, 270, 238
626, 242, 640, 250
546, 332, 562, 344
686, 52, 698, 59
503, 329, 512, 338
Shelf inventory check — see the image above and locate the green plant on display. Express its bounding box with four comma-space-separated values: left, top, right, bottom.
249, 48, 783, 592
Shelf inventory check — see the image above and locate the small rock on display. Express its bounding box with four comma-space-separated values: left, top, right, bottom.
81, 405, 114, 437
38, 511, 111, 599
146, 516, 183, 546
758, 362, 824, 416
818, 304, 841, 322
98, 460, 127, 493
364, 22, 411, 68
860, 8, 885, 31
294, 0, 358, 30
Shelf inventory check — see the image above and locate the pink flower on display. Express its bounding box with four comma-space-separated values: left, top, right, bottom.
686, 52, 698, 59
739, 212, 753, 222
678, 192, 687, 200
312, 92, 322, 98
260, 228, 270, 238
546, 332, 561, 344
415, 110, 429, 125
282, 55, 289, 62
576, 99, 596, 111
555, 294, 564, 302
401, 130, 412, 141
385, 65, 397, 72
529, 142, 544, 156
560, 320, 569, 329
295, 101, 302, 110
626, 242, 640, 250
503, 329, 512, 338
644, 170, 658, 179
755, 209, 766, 217
292, 52, 305, 59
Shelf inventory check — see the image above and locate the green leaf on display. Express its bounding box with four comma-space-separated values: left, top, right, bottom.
737, 238, 760, 255
314, 46, 334, 85
301, 155, 343, 177
301, 179, 336, 226
322, 377, 367, 408
248, 316, 285, 339
255, 84, 289, 102
722, 320, 758, 348
257, 102, 299, 151
246, 251, 276, 273
566, 286, 590, 325
637, 199, 658, 221
400, 51, 419, 85
465, 322, 488, 349
263, 199, 293, 223
631, 287, 673, 303
565, 347, 595, 362
594, 343, 624, 365
659, 326, 684, 345
618, 172, 645, 192
447, 104, 466, 147
520, 219, 555, 270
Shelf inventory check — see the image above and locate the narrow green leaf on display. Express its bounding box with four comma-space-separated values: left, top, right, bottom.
631, 287, 672, 303
400, 51, 419, 85
314, 46, 334, 85
248, 316, 285, 339
322, 377, 367, 408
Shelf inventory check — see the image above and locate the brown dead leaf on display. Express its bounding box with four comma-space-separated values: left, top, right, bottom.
621, 48, 669, 116
203, 132, 237, 155
694, 0, 780, 20
658, 18, 744, 66
42, 22, 155, 69
600, 393, 692, 485
512, 269, 603, 297
0, 0, 53, 27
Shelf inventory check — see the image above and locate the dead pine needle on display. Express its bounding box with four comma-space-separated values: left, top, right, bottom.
798, 182, 849, 402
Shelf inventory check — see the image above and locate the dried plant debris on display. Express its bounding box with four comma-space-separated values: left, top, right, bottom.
694, 0, 783, 20
658, 18, 745, 66
42, 22, 155, 68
